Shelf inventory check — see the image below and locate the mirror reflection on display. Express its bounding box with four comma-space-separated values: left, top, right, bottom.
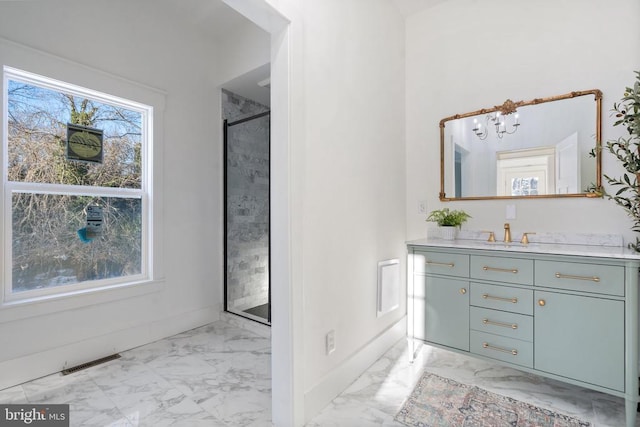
440, 90, 601, 200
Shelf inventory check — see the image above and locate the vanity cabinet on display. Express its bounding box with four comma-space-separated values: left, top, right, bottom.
534, 290, 624, 391
424, 276, 469, 351
534, 259, 626, 391
408, 241, 639, 427
412, 250, 469, 349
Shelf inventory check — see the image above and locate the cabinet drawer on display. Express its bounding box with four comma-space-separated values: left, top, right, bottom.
471, 255, 533, 285
470, 307, 533, 342
414, 250, 469, 277
470, 282, 533, 315
470, 331, 533, 368
535, 260, 624, 296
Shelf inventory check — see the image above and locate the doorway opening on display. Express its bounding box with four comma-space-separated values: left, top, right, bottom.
222, 83, 271, 325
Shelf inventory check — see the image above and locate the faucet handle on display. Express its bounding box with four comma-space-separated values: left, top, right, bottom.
481, 230, 496, 242
520, 232, 536, 245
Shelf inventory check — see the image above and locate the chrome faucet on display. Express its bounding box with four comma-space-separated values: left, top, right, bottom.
503, 223, 512, 243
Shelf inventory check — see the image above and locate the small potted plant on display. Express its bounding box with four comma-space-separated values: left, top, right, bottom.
426, 208, 471, 240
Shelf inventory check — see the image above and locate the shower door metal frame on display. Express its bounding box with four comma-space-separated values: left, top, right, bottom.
223, 110, 271, 325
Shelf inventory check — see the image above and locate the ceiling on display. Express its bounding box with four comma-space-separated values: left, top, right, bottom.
159, 0, 255, 42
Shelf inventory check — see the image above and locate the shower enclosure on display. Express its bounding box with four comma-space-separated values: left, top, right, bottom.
223, 107, 271, 325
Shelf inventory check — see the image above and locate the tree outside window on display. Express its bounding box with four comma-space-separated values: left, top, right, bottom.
4, 68, 151, 299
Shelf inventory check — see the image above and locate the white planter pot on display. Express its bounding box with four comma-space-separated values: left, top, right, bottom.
440, 226, 457, 240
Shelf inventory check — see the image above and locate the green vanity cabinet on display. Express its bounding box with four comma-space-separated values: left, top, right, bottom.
424, 276, 469, 351
534, 258, 627, 391
410, 249, 470, 347
534, 290, 624, 391
407, 240, 640, 427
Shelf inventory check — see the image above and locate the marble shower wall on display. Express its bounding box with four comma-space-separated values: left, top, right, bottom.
223, 89, 270, 314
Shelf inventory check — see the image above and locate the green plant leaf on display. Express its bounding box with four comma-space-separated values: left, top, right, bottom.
426, 208, 471, 228
602, 71, 640, 246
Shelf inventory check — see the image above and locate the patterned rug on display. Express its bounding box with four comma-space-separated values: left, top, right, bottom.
395, 372, 591, 427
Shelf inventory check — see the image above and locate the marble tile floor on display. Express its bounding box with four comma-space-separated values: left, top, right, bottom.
0, 319, 635, 426
0, 321, 271, 427
307, 341, 637, 427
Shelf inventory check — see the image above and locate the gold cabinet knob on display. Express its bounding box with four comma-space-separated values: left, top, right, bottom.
538, 299, 546, 306
460, 288, 467, 295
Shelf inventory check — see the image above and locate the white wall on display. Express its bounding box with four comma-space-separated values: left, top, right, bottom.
301, 0, 406, 379
0, 0, 223, 388
245, 0, 407, 422
406, 0, 640, 242
262, 0, 408, 420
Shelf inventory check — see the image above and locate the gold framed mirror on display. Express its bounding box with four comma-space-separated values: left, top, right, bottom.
439, 89, 602, 201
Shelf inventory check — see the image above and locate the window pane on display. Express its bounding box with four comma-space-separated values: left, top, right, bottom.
7, 80, 142, 188
511, 177, 539, 196
12, 193, 142, 292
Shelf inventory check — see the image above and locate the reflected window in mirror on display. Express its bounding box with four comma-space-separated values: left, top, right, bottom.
439, 90, 602, 201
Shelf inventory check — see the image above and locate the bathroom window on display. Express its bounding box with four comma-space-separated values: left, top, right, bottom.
2, 67, 153, 303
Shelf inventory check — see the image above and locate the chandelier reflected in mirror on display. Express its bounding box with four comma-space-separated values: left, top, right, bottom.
472, 99, 521, 140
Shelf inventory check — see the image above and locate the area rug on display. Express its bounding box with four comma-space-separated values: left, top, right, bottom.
395, 372, 591, 427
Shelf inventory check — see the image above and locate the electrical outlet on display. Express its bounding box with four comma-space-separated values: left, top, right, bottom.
506, 204, 516, 220
326, 330, 336, 355
418, 200, 427, 214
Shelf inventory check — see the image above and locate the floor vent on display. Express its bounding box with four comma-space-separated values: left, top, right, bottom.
61, 354, 121, 375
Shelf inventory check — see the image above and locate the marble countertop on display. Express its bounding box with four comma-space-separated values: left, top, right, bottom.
406, 237, 640, 260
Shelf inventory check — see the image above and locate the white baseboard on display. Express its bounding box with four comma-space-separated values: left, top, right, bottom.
303, 316, 407, 423
0, 306, 218, 390
219, 311, 271, 338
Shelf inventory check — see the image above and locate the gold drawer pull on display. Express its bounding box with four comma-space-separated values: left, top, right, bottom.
460, 288, 467, 295
483, 266, 519, 274
482, 318, 518, 329
482, 293, 518, 304
555, 272, 600, 283
482, 342, 518, 356
424, 260, 456, 268
426, 260, 455, 268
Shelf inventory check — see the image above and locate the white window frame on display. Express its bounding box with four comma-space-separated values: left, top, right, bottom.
2, 66, 154, 305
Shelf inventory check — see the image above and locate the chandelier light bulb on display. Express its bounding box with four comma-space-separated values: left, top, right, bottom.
471, 109, 521, 140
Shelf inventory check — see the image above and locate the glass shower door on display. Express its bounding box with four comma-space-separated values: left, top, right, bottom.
224, 111, 270, 324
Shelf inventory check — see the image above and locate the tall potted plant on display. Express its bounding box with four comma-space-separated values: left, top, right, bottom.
426, 208, 471, 240
600, 71, 640, 251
